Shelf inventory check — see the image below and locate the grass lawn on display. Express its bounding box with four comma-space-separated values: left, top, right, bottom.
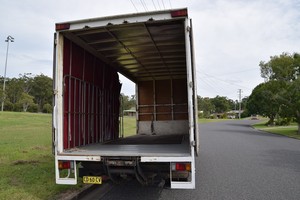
0, 112, 81, 200
0, 112, 138, 200
253, 120, 300, 140
122, 116, 136, 137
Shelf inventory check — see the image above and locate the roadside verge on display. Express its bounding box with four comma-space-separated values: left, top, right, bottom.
252, 120, 300, 140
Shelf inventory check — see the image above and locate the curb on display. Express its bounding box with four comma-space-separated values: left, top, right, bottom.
74, 182, 114, 200
57, 181, 114, 200
69, 184, 98, 200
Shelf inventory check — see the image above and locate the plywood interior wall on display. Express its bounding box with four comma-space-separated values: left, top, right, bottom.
138, 79, 188, 121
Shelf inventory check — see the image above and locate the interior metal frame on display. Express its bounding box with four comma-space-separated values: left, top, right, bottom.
62, 18, 187, 83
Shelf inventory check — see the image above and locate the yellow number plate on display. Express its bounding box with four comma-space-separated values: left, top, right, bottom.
83, 176, 102, 184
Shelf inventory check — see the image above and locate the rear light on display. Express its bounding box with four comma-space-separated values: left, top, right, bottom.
185, 163, 191, 171
56, 23, 70, 31
171, 9, 188, 18
58, 161, 71, 169
176, 163, 186, 171
172, 162, 191, 171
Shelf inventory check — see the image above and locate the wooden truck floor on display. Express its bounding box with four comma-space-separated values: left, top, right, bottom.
61, 134, 191, 157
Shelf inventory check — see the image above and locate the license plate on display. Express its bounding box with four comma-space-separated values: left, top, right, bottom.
83, 176, 102, 184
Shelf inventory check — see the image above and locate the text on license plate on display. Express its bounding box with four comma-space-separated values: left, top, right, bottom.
83, 176, 102, 184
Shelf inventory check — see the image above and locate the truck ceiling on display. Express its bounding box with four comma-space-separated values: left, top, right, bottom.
56, 9, 188, 82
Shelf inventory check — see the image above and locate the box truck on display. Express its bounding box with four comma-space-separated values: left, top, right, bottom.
53, 8, 198, 189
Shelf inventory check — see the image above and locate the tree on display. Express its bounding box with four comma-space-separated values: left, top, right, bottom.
281, 78, 300, 134
247, 81, 286, 125
211, 96, 230, 113
18, 92, 34, 112
30, 74, 52, 112
19, 73, 34, 94
43, 103, 52, 113
260, 52, 300, 81
240, 96, 248, 111
198, 96, 215, 118
5, 74, 34, 106
240, 96, 250, 118
228, 99, 236, 110
6, 78, 23, 104
0, 89, 3, 102
121, 93, 136, 110
258, 52, 300, 130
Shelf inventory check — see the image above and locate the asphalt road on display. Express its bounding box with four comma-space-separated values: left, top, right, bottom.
81, 120, 300, 200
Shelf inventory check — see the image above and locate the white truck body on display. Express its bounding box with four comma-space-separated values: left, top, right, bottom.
53, 8, 198, 189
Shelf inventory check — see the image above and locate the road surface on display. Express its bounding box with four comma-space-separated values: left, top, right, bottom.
81, 120, 300, 200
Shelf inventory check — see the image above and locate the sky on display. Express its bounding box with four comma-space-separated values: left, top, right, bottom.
0, 0, 299, 100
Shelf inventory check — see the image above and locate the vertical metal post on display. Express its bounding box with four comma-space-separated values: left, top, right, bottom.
2, 35, 14, 112
83, 82, 86, 145
101, 89, 103, 142
101, 67, 105, 142
73, 79, 76, 147
120, 95, 124, 138
112, 91, 114, 139
171, 79, 174, 120
153, 80, 156, 121
91, 84, 95, 143
104, 90, 106, 141
112, 92, 114, 138
82, 51, 86, 145
91, 58, 96, 144
87, 83, 90, 144
79, 80, 82, 146
95, 87, 98, 143
68, 43, 73, 148
135, 83, 138, 135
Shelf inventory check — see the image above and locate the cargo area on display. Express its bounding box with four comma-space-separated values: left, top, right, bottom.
56, 11, 192, 157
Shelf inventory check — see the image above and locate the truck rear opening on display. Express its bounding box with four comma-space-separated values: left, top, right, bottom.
53, 8, 198, 189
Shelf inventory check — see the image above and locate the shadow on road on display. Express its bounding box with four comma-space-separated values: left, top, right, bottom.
101, 180, 163, 200
225, 129, 286, 138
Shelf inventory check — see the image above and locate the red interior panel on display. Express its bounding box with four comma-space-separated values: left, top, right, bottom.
63, 37, 121, 150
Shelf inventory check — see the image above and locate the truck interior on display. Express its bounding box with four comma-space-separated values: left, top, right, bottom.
58, 15, 191, 157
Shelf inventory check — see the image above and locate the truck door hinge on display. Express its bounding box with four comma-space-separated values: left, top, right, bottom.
53, 89, 58, 95
189, 81, 193, 88
191, 141, 196, 147
187, 26, 191, 32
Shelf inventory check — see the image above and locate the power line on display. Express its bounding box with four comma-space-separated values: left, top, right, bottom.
168, 0, 172, 8
144, 0, 149, 11
197, 73, 233, 97
217, 68, 258, 77
151, 0, 157, 10
198, 74, 231, 93
197, 70, 251, 89
140, 0, 148, 11
161, 0, 165, 9
200, 77, 220, 94
156, 0, 161, 9
130, 0, 139, 12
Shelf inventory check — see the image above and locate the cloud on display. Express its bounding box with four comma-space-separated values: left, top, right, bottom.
188, 0, 300, 99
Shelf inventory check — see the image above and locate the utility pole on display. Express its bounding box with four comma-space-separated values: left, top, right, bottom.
1, 35, 14, 112
238, 89, 242, 119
